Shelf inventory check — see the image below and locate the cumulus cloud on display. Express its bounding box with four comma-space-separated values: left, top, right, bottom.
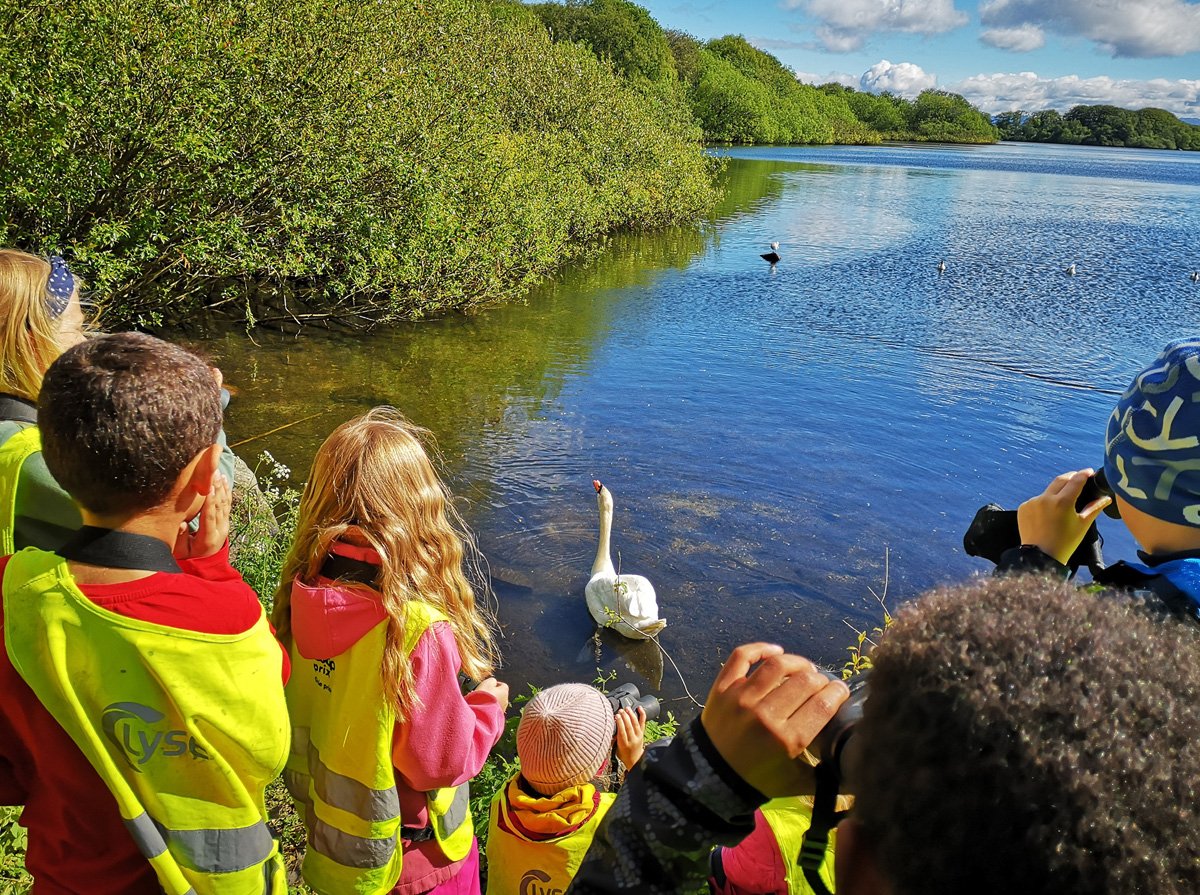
794, 69, 860, 88
949, 70, 1200, 116
979, 0, 1200, 58
860, 60, 939, 96
786, 0, 969, 52
980, 24, 1045, 51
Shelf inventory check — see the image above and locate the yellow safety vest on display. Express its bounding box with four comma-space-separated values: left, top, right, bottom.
2, 548, 290, 895
484, 779, 616, 895
0, 426, 41, 554
284, 596, 474, 895
760, 797, 837, 895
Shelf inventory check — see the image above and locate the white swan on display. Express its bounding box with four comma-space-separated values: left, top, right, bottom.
585, 480, 666, 641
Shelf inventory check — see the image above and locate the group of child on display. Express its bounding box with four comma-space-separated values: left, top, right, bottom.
3, 247, 1198, 895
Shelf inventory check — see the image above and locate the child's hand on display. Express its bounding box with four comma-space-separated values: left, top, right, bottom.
174, 472, 231, 560
615, 706, 647, 768
700, 643, 848, 798
1017, 469, 1112, 565
475, 677, 510, 714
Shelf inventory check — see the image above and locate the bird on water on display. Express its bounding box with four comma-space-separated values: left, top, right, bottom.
761, 242, 780, 265
937, 259, 946, 274
1191, 270, 1199, 283
1064, 262, 1077, 276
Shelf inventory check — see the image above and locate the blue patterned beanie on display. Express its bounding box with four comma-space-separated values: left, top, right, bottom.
1105, 339, 1200, 526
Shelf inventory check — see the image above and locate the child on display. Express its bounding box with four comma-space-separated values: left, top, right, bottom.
709, 792, 847, 895
274, 407, 508, 895
0, 249, 89, 551
485, 684, 647, 895
1001, 338, 1200, 618
0, 332, 290, 894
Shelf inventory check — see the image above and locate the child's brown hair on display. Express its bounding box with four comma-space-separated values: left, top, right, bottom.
38, 332, 221, 517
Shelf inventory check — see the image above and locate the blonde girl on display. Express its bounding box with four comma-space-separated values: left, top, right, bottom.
0, 249, 89, 551
275, 407, 507, 895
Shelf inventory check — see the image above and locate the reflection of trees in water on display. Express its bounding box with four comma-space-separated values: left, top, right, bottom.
210, 155, 795, 490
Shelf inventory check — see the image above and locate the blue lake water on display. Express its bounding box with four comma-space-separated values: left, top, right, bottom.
209, 141, 1200, 707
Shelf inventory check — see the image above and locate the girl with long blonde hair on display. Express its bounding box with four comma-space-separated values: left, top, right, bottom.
275, 406, 506, 895
0, 249, 89, 551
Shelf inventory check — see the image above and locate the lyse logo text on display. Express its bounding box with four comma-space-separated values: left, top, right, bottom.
101, 702, 211, 772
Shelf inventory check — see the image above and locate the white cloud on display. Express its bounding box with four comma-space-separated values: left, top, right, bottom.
949, 70, 1200, 116
786, 0, 969, 53
979, 24, 1045, 52
979, 0, 1200, 58
794, 69, 860, 88
860, 60, 939, 96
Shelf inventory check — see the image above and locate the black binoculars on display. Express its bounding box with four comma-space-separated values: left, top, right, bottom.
963, 468, 1117, 575
605, 682, 661, 721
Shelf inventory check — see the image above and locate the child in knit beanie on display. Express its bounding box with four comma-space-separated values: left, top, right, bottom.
484, 683, 647, 895
1001, 338, 1200, 619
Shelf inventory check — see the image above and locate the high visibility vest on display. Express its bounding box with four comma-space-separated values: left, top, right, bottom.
760, 798, 837, 895
0, 426, 41, 554
2, 548, 290, 895
484, 780, 615, 895
284, 595, 474, 895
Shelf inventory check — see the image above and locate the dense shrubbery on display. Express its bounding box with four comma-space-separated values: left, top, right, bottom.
528, 0, 996, 148
0, 0, 718, 327
822, 85, 999, 144
995, 105, 1200, 150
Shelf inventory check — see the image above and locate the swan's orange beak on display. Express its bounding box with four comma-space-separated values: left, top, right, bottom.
593, 479, 603, 493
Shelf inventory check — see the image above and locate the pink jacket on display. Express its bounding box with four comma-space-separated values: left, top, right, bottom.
290, 548, 505, 895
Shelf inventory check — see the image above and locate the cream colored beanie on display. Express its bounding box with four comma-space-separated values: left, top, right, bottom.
517, 683, 615, 796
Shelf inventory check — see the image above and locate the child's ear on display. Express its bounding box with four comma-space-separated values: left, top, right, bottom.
835, 818, 893, 895
183, 444, 224, 496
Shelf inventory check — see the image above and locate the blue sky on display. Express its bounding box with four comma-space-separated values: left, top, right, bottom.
636, 0, 1200, 118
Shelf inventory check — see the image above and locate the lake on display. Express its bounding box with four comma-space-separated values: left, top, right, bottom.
205, 141, 1200, 712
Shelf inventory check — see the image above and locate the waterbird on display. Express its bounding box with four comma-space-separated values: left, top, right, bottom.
937, 259, 946, 274
1064, 262, 1077, 276
761, 242, 781, 265
585, 480, 666, 641
1191, 270, 1199, 283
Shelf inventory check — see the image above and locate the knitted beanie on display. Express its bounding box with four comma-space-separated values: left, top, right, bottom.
1104, 338, 1200, 526
517, 683, 615, 796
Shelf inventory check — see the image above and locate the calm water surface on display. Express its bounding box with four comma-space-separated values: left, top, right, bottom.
206, 142, 1200, 710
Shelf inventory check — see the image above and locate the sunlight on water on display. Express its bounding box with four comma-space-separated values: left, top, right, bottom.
208, 143, 1200, 706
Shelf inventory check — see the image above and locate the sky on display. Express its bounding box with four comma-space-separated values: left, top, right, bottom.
636, 0, 1200, 119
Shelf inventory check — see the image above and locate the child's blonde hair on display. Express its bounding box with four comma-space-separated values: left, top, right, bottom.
0, 249, 80, 400
274, 406, 499, 720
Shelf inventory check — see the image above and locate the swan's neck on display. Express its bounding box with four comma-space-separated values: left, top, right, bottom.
592, 498, 615, 577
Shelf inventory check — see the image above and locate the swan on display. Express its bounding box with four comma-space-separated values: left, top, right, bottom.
936, 259, 946, 274
761, 242, 781, 265
1064, 262, 1077, 276
585, 480, 666, 641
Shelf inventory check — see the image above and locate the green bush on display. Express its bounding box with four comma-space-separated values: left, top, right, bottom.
0, 0, 718, 329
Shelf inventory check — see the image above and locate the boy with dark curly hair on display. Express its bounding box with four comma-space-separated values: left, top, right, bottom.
568, 576, 1200, 895
0, 332, 290, 894
836, 575, 1200, 895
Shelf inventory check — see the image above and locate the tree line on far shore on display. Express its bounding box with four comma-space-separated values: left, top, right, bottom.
525, 0, 999, 147
993, 106, 1200, 151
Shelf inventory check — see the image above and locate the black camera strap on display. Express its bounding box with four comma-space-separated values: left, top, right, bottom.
799, 757, 851, 895
57, 526, 182, 574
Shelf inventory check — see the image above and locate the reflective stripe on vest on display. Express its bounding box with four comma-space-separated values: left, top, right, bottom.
284, 594, 473, 895
760, 798, 837, 895
2, 549, 290, 895
484, 779, 616, 895
0, 426, 41, 555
